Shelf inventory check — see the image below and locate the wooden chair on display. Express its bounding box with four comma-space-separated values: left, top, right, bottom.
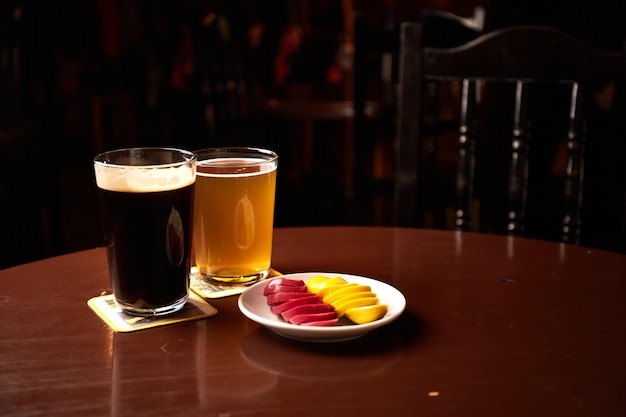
395, 23, 626, 251
351, 8, 484, 225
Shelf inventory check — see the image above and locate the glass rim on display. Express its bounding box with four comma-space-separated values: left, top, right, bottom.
193, 147, 278, 165
93, 147, 196, 169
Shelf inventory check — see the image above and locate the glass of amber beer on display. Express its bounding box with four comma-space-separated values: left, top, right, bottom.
94, 148, 196, 316
191, 147, 278, 285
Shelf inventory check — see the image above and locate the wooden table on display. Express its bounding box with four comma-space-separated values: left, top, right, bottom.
2, 227, 625, 416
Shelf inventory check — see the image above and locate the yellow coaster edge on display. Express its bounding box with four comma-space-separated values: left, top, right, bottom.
88, 292, 218, 333
191, 268, 283, 299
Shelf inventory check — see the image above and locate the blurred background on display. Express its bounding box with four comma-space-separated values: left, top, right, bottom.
1, 0, 625, 269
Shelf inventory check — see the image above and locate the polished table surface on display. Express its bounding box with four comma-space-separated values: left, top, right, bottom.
2, 226, 625, 416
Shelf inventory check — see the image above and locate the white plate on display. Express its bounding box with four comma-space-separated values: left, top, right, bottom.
238, 272, 406, 342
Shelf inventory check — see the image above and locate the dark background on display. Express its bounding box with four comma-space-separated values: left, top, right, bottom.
2, 0, 625, 269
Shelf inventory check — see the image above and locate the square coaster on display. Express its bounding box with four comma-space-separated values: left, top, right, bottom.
88, 292, 218, 332
190, 268, 282, 299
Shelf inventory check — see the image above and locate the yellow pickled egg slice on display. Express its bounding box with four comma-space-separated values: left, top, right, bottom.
335, 297, 379, 317
329, 291, 376, 309
323, 285, 372, 304
309, 276, 347, 294
345, 304, 388, 324
306, 276, 330, 292
317, 283, 358, 297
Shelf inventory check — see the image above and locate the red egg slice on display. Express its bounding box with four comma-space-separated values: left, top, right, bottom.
266, 291, 313, 305
281, 303, 334, 322
300, 318, 340, 326
290, 311, 337, 325
263, 278, 306, 295
271, 294, 322, 314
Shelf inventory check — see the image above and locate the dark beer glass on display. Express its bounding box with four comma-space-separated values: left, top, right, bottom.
94, 148, 196, 316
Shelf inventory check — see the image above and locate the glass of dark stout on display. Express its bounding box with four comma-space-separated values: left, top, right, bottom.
94, 148, 196, 316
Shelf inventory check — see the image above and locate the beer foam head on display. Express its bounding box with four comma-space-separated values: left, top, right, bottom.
94, 149, 196, 192
195, 148, 278, 178
197, 157, 277, 177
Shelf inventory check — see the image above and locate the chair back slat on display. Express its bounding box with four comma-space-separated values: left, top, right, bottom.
455, 78, 478, 230
562, 82, 585, 244
506, 80, 530, 236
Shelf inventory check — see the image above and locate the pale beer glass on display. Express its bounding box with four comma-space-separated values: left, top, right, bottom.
94, 147, 196, 316
191, 147, 278, 285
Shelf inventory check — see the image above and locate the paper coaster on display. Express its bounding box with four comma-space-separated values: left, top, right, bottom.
88, 292, 218, 332
190, 268, 283, 299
